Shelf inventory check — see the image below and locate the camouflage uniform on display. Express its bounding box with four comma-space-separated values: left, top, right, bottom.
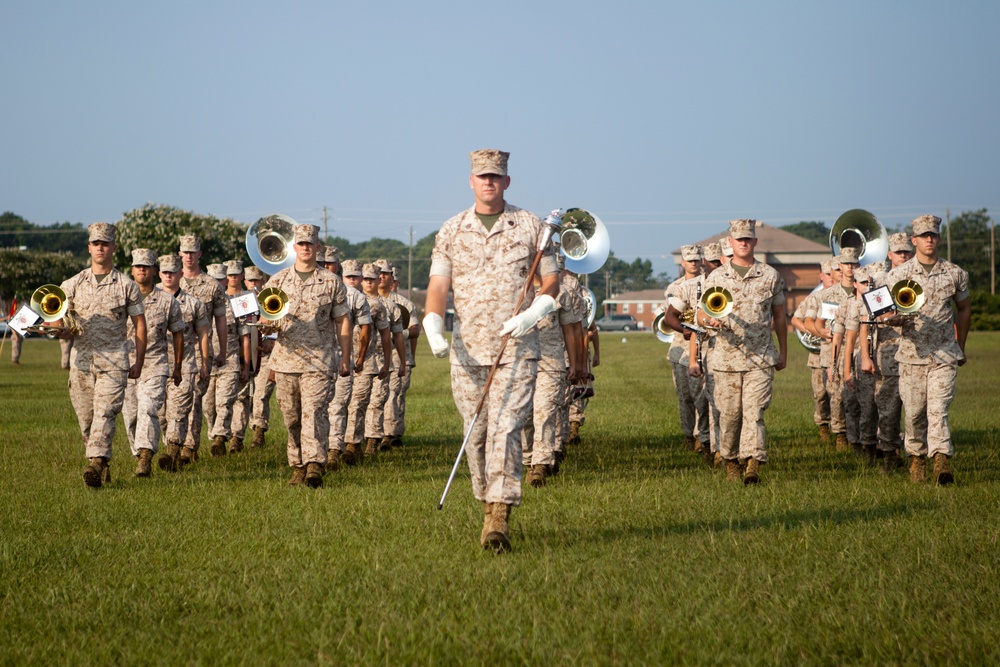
161, 288, 209, 448
60, 337, 73, 369
807, 283, 855, 438
522, 275, 582, 466
365, 295, 404, 441
703, 260, 785, 463
123, 286, 184, 455
9, 330, 22, 363
329, 286, 371, 452
668, 274, 710, 447
266, 266, 349, 467
61, 268, 144, 460
383, 290, 416, 440
794, 292, 829, 427
345, 291, 390, 448
866, 269, 904, 452
430, 203, 558, 506
838, 296, 877, 448
204, 297, 248, 441
886, 257, 969, 458
180, 274, 227, 452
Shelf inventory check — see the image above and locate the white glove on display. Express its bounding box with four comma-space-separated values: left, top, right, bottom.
501, 294, 557, 338
422, 313, 450, 358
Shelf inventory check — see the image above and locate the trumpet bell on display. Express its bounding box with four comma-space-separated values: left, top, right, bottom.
699, 286, 734, 319
830, 208, 888, 268
891, 279, 925, 315
653, 311, 674, 344
246, 214, 298, 274
257, 287, 290, 321
559, 208, 610, 275
30, 284, 68, 322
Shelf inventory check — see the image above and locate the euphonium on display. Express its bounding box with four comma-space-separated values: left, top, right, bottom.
891, 280, 924, 315
699, 286, 734, 319
257, 287, 290, 321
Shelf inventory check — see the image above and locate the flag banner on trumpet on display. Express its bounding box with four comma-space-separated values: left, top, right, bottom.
862, 286, 894, 319
229, 290, 260, 319
820, 302, 839, 321
9, 305, 40, 337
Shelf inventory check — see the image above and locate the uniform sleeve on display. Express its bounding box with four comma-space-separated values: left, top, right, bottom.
771, 273, 786, 306
210, 283, 227, 317
844, 299, 861, 332
429, 223, 452, 278
557, 288, 582, 326
125, 280, 145, 317
954, 266, 970, 302
372, 301, 390, 330
387, 301, 404, 334
331, 279, 349, 319
167, 298, 186, 334
193, 300, 210, 330
355, 297, 372, 326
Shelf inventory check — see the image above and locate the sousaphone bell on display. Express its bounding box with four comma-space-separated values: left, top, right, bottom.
830, 209, 888, 268
246, 214, 298, 274
559, 208, 610, 275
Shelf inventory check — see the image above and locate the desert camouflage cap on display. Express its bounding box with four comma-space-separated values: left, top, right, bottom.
207, 263, 226, 280
470, 148, 509, 176
838, 247, 860, 265
322, 245, 341, 264
888, 232, 915, 253
728, 219, 757, 240
829, 258, 841, 270
293, 224, 319, 244
376, 259, 393, 274
680, 244, 702, 261
703, 242, 722, 262
244, 265, 267, 281
89, 222, 116, 243
911, 214, 942, 236
158, 254, 182, 273
225, 260, 243, 275
821, 259, 832, 274
361, 263, 379, 280
342, 259, 363, 277
179, 235, 200, 252
720, 237, 733, 256
854, 265, 870, 283
131, 248, 157, 266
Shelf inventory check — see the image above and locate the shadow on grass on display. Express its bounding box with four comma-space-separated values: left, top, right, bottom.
528, 500, 939, 547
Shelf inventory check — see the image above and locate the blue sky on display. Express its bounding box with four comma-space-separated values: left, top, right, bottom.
2, 1, 997, 273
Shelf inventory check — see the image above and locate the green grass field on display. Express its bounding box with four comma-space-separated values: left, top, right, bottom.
2, 333, 999, 664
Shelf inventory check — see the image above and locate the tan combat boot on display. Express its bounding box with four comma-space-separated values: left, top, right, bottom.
84, 457, 108, 488
210, 435, 227, 457
909, 456, 926, 483
819, 423, 831, 445
568, 421, 581, 445
326, 449, 341, 472
134, 449, 153, 477
527, 464, 548, 488
725, 459, 741, 482
882, 449, 903, 474
364, 438, 378, 457
343, 443, 359, 466
305, 462, 324, 488
288, 466, 307, 486
179, 445, 197, 466
480, 501, 493, 547
228, 436, 243, 454
743, 458, 761, 485
484, 503, 512, 553
159, 443, 181, 472
683, 435, 696, 451
379, 436, 393, 452
714, 452, 724, 469
933, 453, 954, 486
835, 433, 850, 452
250, 427, 266, 448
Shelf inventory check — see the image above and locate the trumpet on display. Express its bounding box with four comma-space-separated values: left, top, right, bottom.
891, 280, 924, 315
699, 286, 734, 319
257, 287, 290, 321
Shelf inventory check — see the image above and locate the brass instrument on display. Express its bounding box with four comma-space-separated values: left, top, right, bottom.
26, 284, 81, 336
699, 286, 734, 319
830, 209, 888, 268
558, 208, 611, 275
891, 280, 924, 315
257, 287, 290, 321
246, 214, 298, 274
582, 288, 597, 329
795, 284, 823, 354
652, 310, 674, 344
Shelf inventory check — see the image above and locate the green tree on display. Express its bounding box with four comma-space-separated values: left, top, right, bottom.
0, 212, 88, 256
115, 203, 247, 271
0, 248, 87, 303
942, 208, 993, 292
781, 220, 830, 246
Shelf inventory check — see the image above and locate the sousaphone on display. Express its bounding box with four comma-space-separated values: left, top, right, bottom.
830, 209, 888, 268
559, 208, 610, 275
246, 214, 298, 274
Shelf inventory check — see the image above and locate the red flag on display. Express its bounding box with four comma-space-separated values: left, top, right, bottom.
8, 297, 16, 317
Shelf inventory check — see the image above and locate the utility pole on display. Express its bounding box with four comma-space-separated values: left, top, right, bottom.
992, 214, 995, 295
945, 207, 951, 262
408, 225, 413, 294
323, 206, 329, 244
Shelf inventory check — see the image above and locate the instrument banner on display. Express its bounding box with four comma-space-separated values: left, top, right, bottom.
820, 302, 839, 321
9, 305, 40, 336
230, 291, 260, 319
862, 286, 894, 319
